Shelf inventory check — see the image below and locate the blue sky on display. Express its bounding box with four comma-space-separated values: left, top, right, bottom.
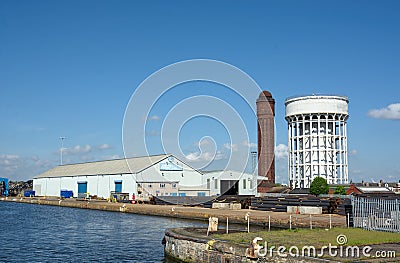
0, 1, 399, 183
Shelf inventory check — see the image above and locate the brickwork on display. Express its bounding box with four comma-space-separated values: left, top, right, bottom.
257, 91, 275, 192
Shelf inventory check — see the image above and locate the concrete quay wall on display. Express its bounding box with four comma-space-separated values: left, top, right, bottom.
164, 228, 326, 263
0, 197, 346, 229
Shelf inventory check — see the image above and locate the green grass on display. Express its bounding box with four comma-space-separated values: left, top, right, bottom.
214, 228, 400, 248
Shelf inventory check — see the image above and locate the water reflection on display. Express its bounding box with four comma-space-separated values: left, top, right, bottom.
0, 202, 207, 262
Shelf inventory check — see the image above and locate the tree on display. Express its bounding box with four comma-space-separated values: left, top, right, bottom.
333, 185, 346, 195
309, 177, 329, 196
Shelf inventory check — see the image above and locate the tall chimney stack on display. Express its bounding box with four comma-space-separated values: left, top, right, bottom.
257, 91, 275, 192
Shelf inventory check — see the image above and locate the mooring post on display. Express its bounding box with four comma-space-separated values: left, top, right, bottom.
248, 216, 250, 233
245, 212, 250, 233
268, 215, 271, 232
329, 214, 332, 229
289, 214, 292, 230
347, 213, 350, 228
310, 214, 312, 229
226, 217, 229, 234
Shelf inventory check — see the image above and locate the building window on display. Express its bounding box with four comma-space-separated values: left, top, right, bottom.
197, 192, 206, 196
243, 179, 247, 190
207, 179, 210, 189
179, 193, 186, 196
249, 179, 253, 189
160, 183, 165, 188
214, 179, 218, 189
149, 184, 152, 188
170, 193, 177, 196
172, 183, 177, 188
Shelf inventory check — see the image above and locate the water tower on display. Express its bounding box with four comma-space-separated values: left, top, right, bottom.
285, 95, 349, 189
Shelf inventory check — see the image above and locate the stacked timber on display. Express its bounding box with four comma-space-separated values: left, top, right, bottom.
251, 195, 351, 215
203, 195, 253, 209
153, 196, 212, 206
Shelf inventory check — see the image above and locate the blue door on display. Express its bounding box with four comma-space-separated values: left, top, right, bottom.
115, 181, 122, 193
77, 182, 87, 198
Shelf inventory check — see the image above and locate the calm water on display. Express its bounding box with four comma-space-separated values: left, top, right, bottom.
0, 201, 207, 262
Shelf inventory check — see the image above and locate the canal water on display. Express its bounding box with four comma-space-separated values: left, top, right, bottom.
0, 201, 207, 262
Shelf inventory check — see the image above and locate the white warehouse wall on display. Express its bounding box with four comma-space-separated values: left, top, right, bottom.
135, 157, 207, 196
33, 174, 137, 199
203, 171, 256, 196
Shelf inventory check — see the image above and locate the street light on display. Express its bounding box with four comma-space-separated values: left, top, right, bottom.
59, 136, 66, 165
251, 151, 257, 194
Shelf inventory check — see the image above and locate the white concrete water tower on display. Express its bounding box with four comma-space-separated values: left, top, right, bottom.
285, 95, 349, 188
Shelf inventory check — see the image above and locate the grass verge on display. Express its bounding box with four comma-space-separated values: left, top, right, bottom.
214, 227, 400, 248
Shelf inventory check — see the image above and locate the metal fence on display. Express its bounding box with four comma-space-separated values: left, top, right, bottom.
351, 196, 400, 233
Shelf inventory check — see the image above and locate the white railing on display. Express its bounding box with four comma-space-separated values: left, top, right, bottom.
351, 196, 400, 233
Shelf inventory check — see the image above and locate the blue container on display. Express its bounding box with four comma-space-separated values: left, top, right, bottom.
24, 190, 35, 197
60, 190, 73, 198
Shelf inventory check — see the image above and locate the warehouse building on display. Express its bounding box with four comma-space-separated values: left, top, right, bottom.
33, 154, 208, 199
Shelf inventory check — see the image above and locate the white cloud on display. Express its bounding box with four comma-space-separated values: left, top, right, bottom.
145, 130, 160, 137
185, 151, 226, 162
0, 154, 21, 172
63, 144, 92, 155
349, 149, 357, 156
198, 137, 213, 146
275, 144, 288, 159
242, 140, 257, 148
0, 154, 19, 160
97, 144, 111, 150
54, 143, 116, 164
62, 143, 112, 155
147, 115, 161, 121
368, 103, 400, 120
214, 151, 226, 160
223, 143, 238, 152
185, 152, 200, 161
0, 154, 20, 166
0, 154, 53, 181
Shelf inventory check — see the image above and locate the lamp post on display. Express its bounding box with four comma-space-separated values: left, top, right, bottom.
59, 136, 66, 165
251, 151, 257, 194
251, 151, 257, 173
